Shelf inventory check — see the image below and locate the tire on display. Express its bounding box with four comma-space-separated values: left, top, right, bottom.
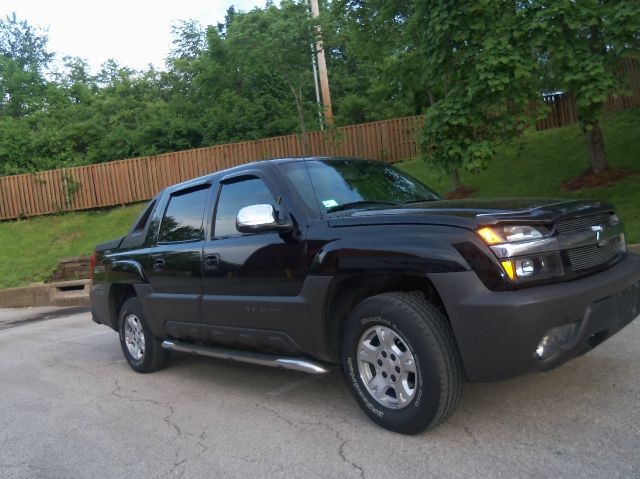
118, 297, 171, 373
341, 291, 463, 434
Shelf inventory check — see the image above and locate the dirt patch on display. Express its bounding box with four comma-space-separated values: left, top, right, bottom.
52, 232, 82, 245
446, 186, 478, 199
561, 168, 634, 191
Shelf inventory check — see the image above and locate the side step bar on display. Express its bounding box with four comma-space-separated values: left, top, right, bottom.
161, 340, 331, 375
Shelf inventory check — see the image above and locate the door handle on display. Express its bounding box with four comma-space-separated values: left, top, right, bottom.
152, 258, 166, 271
204, 253, 220, 269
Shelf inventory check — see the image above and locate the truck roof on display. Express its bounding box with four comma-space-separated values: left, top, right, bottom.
166, 156, 372, 192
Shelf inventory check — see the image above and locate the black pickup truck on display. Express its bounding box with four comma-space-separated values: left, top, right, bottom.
90, 157, 640, 434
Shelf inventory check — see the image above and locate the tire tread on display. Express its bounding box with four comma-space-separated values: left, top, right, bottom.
381, 291, 463, 428
119, 298, 171, 374
341, 290, 463, 433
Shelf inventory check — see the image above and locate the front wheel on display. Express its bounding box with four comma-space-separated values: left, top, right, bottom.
341, 292, 463, 434
118, 297, 171, 373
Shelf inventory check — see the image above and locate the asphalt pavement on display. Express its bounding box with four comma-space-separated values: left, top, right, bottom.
0, 308, 638, 479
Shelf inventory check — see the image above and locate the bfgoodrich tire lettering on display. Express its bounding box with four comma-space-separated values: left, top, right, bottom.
341, 291, 463, 434
118, 297, 171, 373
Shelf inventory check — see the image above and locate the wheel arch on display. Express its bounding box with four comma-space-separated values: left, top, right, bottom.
107, 283, 139, 331
323, 274, 457, 362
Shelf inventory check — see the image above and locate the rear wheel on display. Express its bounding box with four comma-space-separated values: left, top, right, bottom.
341, 291, 463, 434
118, 298, 171, 373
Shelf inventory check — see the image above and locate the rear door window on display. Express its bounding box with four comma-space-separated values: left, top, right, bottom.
158, 187, 210, 243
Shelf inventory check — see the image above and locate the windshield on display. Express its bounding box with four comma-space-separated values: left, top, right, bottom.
279, 159, 440, 215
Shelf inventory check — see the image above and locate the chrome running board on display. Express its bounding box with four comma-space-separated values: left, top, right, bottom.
161, 340, 330, 375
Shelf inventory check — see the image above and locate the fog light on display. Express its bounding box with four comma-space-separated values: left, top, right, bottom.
515, 258, 536, 277
534, 322, 579, 360
499, 252, 564, 283
535, 335, 558, 360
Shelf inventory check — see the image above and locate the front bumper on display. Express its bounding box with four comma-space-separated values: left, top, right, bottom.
429, 252, 640, 382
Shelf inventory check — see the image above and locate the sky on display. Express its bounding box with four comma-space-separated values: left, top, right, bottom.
1, 0, 268, 72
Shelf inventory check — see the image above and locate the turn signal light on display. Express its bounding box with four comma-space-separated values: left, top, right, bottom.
501, 260, 515, 281
477, 227, 503, 245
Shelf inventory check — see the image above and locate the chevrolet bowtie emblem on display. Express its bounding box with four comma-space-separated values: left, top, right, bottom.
591, 225, 608, 246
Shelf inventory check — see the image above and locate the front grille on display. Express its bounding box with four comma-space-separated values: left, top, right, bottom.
555, 213, 614, 235
567, 236, 621, 271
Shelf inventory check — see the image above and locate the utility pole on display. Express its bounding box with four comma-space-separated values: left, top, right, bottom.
309, 0, 333, 128
310, 42, 324, 130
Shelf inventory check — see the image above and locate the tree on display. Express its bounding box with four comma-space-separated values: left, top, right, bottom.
530, 0, 640, 173
413, 0, 541, 190
225, 1, 318, 153
324, 0, 422, 125
165, 12, 302, 147
0, 13, 55, 174
0, 13, 53, 118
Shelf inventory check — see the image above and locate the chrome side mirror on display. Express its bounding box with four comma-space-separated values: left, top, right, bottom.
236, 204, 291, 233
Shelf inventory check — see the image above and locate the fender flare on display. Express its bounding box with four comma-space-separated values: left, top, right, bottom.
111, 260, 148, 283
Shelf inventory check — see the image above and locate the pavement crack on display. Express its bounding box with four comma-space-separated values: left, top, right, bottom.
110, 379, 181, 438
309, 418, 366, 478
337, 431, 365, 479
164, 404, 182, 437
111, 379, 123, 397
261, 405, 295, 427
168, 458, 187, 478
228, 454, 260, 466
449, 419, 479, 446
108, 379, 217, 477
461, 424, 479, 446
195, 430, 209, 457
289, 414, 366, 478
0, 417, 17, 429
0, 462, 27, 470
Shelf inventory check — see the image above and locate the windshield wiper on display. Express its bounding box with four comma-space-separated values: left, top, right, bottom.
402, 197, 439, 204
327, 200, 400, 213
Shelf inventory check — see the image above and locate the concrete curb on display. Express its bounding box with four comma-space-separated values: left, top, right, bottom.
0, 306, 91, 330
0, 280, 90, 308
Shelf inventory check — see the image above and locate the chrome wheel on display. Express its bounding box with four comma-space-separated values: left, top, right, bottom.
124, 314, 145, 361
357, 325, 417, 409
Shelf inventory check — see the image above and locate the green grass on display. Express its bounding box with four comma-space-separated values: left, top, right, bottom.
398, 107, 640, 244
0, 203, 145, 289
0, 107, 638, 290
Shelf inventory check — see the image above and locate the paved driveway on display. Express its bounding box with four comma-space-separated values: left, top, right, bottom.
0, 308, 638, 478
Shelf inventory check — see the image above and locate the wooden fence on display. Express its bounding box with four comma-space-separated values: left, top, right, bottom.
536, 58, 640, 130
1, 58, 639, 220
0, 116, 424, 220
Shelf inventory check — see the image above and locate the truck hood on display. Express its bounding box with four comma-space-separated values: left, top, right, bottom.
327, 198, 615, 229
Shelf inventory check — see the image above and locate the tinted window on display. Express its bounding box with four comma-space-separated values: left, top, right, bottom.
158, 187, 209, 242
280, 160, 440, 214
214, 178, 276, 238
133, 200, 156, 232
277, 162, 321, 216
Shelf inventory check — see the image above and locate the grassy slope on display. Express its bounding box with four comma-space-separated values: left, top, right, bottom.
0, 107, 638, 289
0, 203, 145, 289
398, 107, 640, 244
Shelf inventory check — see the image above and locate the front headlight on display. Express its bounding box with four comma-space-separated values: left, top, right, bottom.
477, 225, 547, 244
477, 225, 564, 283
